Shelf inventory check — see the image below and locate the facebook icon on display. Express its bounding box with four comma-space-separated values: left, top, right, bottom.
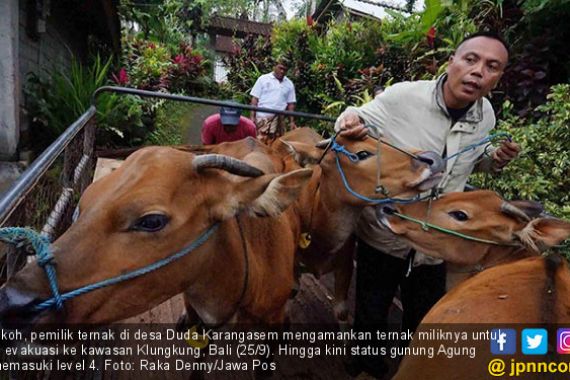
491, 328, 517, 354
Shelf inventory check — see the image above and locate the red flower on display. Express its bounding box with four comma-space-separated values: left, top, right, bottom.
193, 54, 203, 65
112, 67, 129, 85
427, 26, 436, 49
173, 54, 188, 65
306, 15, 314, 26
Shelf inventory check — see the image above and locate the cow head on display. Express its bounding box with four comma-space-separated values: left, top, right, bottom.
278, 133, 444, 206
377, 190, 570, 266
0, 146, 312, 325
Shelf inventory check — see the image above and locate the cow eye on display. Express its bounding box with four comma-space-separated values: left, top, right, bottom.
132, 214, 169, 232
356, 151, 374, 160
448, 211, 469, 221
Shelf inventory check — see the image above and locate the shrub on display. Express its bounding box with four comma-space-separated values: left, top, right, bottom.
120, 37, 211, 96
24, 56, 145, 152
470, 84, 570, 224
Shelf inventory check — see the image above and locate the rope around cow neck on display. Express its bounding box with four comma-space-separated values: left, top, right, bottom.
0, 224, 219, 312
389, 211, 520, 246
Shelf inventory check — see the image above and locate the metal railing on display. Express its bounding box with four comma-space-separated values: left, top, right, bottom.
93, 86, 337, 122
0, 106, 96, 230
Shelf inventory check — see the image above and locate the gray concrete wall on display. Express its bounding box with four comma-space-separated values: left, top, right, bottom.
1, 0, 80, 160
18, 0, 77, 150
0, 0, 20, 160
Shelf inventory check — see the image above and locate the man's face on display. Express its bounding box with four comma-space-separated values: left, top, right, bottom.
445, 36, 509, 107
222, 124, 238, 133
273, 64, 288, 80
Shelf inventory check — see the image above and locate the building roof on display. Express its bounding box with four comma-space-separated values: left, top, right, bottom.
313, 0, 414, 23
208, 15, 273, 37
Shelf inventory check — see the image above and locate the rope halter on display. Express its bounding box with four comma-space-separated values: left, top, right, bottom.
0, 224, 219, 313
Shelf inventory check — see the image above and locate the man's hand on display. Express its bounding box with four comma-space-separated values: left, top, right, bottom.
492, 140, 521, 169
338, 112, 368, 140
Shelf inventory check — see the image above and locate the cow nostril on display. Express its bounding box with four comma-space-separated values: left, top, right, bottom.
0, 286, 44, 327
418, 157, 434, 166
418, 151, 445, 173
382, 206, 396, 215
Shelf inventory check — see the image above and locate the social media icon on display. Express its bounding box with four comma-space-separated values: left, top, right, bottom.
557, 328, 570, 354
491, 328, 516, 354
522, 329, 547, 354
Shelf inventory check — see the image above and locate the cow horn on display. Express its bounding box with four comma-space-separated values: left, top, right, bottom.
501, 202, 531, 222
316, 139, 331, 149
193, 154, 264, 177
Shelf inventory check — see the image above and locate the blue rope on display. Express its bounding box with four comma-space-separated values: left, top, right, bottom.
334, 155, 432, 204
330, 132, 511, 205
331, 143, 359, 162
32, 223, 219, 312
331, 141, 429, 205
0, 228, 63, 309
0, 224, 219, 312
444, 132, 511, 161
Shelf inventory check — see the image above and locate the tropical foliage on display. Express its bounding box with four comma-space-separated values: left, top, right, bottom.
24, 56, 145, 152
222, 0, 570, 234
471, 84, 570, 221
224, 0, 570, 122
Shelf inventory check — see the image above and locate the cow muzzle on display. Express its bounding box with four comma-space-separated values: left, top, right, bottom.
0, 285, 47, 328
410, 151, 445, 191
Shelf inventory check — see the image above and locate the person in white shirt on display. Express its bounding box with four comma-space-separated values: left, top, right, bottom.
250, 59, 297, 144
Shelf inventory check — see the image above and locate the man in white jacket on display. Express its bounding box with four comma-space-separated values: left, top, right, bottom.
336, 31, 520, 378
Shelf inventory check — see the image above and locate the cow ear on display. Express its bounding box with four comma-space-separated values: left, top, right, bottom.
247, 168, 313, 217
211, 168, 312, 220
516, 218, 570, 252
279, 140, 322, 167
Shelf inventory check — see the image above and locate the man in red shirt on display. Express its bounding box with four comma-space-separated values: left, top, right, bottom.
201, 104, 257, 145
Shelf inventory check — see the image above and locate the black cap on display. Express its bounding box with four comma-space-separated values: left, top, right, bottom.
220, 102, 242, 126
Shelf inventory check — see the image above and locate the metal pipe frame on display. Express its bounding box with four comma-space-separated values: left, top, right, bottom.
0, 106, 96, 226
92, 86, 337, 122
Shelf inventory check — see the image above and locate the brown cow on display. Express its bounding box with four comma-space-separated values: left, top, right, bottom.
377, 190, 570, 380
0, 133, 442, 327
202, 129, 444, 320
274, 128, 445, 320
180, 129, 445, 322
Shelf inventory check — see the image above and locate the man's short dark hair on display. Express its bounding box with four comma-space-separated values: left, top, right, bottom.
456, 31, 510, 57
276, 57, 291, 69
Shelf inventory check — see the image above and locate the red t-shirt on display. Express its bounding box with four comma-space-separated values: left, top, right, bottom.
201, 114, 257, 144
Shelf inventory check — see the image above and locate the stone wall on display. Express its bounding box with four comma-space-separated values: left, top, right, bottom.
18, 0, 85, 151
0, 0, 20, 160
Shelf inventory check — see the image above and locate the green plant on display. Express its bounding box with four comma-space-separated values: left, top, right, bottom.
124, 39, 172, 91
24, 55, 151, 152
96, 94, 146, 147
223, 34, 274, 102
145, 102, 197, 146
24, 55, 114, 152
120, 0, 188, 50
470, 84, 570, 229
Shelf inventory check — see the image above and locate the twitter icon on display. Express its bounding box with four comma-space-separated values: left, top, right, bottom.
522, 329, 548, 355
